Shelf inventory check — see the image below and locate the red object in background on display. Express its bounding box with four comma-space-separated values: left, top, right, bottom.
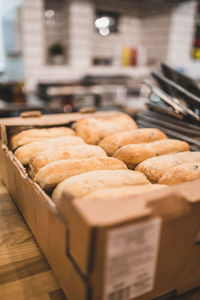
130, 48, 137, 66
194, 37, 200, 48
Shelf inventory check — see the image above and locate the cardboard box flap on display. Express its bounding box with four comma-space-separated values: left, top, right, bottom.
72, 197, 150, 226
0, 111, 121, 127
57, 191, 151, 227
56, 187, 192, 277
56, 192, 151, 278
170, 179, 200, 204
56, 191, 93, 278
146, 187, 192, 218
65, 187, 191, 227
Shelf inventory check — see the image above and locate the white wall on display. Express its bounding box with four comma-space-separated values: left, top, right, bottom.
141, 11, 171, 65
22, 0, 200, 91
92, 0, 141, 64
0, 0, 23, 79
23, 0, 148, 91
139, 0, 200, 79
92, 16, 141, 64
167, 0, 200, 78
68, 1, 93, 67
0, 0, 5, 71
23, 0, 95, 91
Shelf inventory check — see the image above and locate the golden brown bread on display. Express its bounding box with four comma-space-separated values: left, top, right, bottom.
83, 184, 166, 200
113, 139, 189, 168
75, 113, 137, 144
158, 162, 200, 185
29, 144, 107, 176
10, 127, 75, 150
14, 136, 85, 165
136, 151, 200, 183
52, 169, 150, 201
34, 157, 127, 191
99, 128, 167, 155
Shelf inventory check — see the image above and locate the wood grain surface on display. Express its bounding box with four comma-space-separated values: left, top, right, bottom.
0, 179, 67, 300
0, 178, 200, 300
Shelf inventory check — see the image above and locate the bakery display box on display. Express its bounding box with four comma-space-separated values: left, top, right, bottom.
1, 111, 200, 300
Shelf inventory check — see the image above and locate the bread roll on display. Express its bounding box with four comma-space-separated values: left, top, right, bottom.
10, 127, 75, 150
14, 136, 85, 165
52, 169, 149, 201
75, 113, 137, 144
83, 184, 166, 200
159, 163, 200, 185
99, 128, 167, 155
114, 139, 189, 168
35, 157, 127, 191
29, 144, 107, 176
136, 151, 200, 183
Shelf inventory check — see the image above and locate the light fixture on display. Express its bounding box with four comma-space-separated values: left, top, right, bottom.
95, 10, 120, 36
95, 17, 110, 29
99, 27, 110, 36
44, 9, 55, 18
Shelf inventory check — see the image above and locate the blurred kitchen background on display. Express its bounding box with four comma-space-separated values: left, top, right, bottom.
0, 0, 199, 117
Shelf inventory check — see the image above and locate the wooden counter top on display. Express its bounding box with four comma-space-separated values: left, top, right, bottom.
0, 180, 66, 300
0, 179, 199, 300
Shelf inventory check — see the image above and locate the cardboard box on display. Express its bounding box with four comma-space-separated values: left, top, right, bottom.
57, 182, 200, 300
1, 112, 200, 300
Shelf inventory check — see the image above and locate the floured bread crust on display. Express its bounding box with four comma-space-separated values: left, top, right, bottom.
99, 128, 167, 155
29, 144, 107, 176
114, 139, 189, 168
34, 157, 127, 191
10, 127, 75, 150
83, 184, 167, 200
75, 114, 137, 144
52, 169, 150, 201
159, 162, 200, 185
136, 151, 200, 183
14, 136, 85, 165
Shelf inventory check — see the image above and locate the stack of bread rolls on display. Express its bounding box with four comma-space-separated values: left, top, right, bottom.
11, 112, 200, 203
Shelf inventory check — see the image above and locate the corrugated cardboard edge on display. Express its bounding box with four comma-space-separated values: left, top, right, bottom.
57, 187, 192, 274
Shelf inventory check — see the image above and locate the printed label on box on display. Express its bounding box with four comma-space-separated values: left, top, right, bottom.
104, 218, 162, 300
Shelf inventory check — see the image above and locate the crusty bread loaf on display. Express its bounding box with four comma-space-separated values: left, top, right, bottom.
29, 144, 107, 176
83, 184, 166, 200
159, 162, 200, 185
99, 128, 167, 155
10, 127, 75, 150
136, 151, 200, 183
75, 113, 137, 144
14, 136, 85, 165
52, 169, 149, 201
35, 157, 127, 191
114, 139, 189, 168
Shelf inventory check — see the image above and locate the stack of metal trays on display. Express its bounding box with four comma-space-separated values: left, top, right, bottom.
137, 109, 200, 151
137, 63, 200, 150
